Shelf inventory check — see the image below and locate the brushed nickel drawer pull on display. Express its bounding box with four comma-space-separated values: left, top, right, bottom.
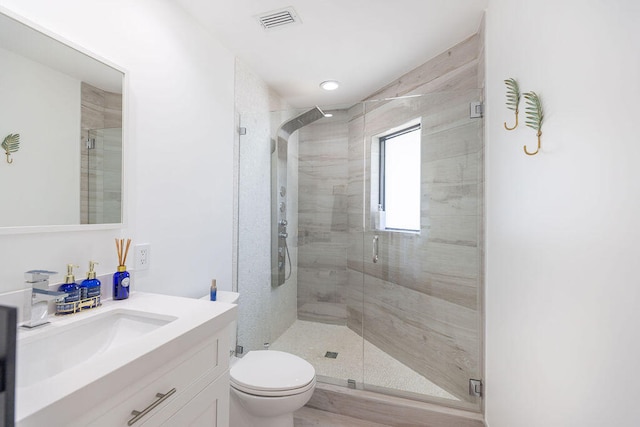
128, 387, 177, 425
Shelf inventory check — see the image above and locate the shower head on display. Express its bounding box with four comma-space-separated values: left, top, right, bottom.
277, 106, 326, 141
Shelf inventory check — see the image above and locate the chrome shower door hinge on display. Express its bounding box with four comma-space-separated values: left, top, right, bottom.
238, 127, 247, 135
469, 379, 483, 397
469, 101, 483, 119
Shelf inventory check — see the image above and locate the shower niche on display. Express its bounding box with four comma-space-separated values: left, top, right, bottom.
237, 90, 484, 410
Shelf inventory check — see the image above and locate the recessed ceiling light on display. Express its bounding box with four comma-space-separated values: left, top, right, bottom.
320, 80, 340, 91
324, 113, 333, 118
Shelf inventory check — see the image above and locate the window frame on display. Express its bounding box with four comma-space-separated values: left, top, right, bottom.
378, 123, 421, 232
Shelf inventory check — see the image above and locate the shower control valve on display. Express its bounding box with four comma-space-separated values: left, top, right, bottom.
279, 232, 288, 239
279, 219, 288, 226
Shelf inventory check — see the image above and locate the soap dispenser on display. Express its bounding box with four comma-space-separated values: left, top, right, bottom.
80, 261, 101, 307
57, 264, 80, 314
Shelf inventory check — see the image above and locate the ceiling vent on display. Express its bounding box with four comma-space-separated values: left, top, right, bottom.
257, 7, 300, 30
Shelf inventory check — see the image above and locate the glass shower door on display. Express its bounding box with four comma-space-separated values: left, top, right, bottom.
360, 92, 484, 410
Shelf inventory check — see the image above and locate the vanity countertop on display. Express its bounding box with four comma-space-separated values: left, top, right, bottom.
16, 291, 236, 424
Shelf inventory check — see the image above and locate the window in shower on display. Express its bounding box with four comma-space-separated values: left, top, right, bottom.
377, 122, 421, 232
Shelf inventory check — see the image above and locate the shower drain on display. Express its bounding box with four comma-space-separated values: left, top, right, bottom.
324, 351, 338, 359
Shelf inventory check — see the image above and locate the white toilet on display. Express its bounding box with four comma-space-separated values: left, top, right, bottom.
201, 292, 316, 427
229, 350, 316, 427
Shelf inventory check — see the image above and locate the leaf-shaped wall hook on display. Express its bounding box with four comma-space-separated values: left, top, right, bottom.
504, 78, 521, 130
523, 91, 543, 156
2, 133, 20, 164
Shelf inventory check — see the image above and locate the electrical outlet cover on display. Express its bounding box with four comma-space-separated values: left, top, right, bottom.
134, 243, 150, 271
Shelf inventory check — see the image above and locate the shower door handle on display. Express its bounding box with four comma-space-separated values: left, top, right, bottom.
373, 235, 379, 263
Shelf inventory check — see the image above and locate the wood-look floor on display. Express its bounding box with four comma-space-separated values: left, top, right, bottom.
294, 407, 392, 427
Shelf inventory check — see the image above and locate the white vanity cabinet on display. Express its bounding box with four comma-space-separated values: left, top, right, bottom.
83, 325, 230, 427
16, 293, 236, 427
70, 326, 229, 427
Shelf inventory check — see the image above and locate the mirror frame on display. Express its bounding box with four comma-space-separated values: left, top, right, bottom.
0, 6, 128, 235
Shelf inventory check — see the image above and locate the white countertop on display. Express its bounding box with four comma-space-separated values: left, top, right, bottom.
15, 291, 236, 425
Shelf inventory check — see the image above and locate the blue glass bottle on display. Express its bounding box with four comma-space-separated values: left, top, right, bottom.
81, 261, 101, 307
210, 279, 217, 301
57, 264, 80, 314
113, 265, 130, 300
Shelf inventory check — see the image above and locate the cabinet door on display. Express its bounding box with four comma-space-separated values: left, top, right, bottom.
147, 372, 230, 427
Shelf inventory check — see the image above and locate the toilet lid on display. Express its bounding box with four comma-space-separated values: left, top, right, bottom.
230, 350, 315, 393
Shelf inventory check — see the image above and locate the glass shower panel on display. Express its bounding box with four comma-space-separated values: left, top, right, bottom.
238, 105, 366, 390
361, 91, 483, 409
293, 105, 365, 388
235, 111, 272, 356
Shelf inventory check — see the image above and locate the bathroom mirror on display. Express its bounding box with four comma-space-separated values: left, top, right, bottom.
0, 9, 124, 229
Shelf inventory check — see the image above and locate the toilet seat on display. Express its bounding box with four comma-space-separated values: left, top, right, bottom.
230, 350, 316, 397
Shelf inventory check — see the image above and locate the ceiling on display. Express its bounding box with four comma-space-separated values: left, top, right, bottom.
174, 0, 488, 108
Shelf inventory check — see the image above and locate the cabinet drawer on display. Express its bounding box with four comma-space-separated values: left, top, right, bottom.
79, 330, 228, 427
144, 371, 230, 427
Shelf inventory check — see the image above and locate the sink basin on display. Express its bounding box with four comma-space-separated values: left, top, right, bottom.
17, 309, 176, 388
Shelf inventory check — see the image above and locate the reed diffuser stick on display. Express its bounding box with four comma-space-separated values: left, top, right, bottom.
123, 238, 132, 265
115, 238, 122, 265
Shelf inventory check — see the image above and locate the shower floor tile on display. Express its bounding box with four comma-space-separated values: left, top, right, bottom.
271, 320, 458, 400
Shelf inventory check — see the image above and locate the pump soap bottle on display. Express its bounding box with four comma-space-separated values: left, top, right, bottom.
57, 264, 80, 314
114, 238, 131, 300
81, 261, 101, 307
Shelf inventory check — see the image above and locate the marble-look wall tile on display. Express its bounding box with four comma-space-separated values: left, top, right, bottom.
365, 33, 481, 101
423, 121, 483, 161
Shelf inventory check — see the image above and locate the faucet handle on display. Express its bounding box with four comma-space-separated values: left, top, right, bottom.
25, 270, 58, 283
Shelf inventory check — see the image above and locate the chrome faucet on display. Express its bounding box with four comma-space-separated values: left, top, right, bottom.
22, 270, 67, 328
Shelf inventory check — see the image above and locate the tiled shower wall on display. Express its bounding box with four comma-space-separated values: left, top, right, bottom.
296, 29, 484, 406
80, 82, 122, 224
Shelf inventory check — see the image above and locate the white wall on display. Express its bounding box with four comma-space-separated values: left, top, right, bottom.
0, 47, 80, 226
0, 0, 234, 297
485, 1, 640, 426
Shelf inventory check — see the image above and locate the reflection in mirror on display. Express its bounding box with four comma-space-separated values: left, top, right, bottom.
81, 83, 122, 224
0, 10, 124, 228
